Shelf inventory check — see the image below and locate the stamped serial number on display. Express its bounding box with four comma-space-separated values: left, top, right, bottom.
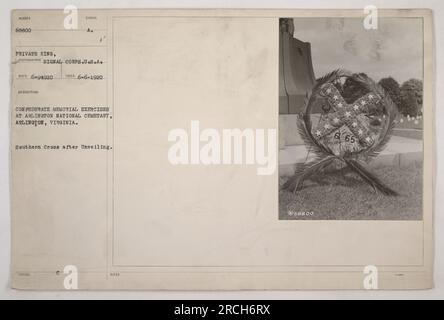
287, 210, 314, 217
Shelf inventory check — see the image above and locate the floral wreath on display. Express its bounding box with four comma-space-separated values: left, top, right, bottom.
283, 69, 399, 196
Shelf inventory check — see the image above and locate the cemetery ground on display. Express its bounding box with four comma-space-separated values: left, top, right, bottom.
279, 161, 422, 220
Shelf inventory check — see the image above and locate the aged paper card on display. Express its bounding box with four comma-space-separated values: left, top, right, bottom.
10, 9, 434, 289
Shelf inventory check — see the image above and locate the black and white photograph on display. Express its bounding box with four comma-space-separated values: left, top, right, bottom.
279, 17, 424, 220
1, 2, 440, 299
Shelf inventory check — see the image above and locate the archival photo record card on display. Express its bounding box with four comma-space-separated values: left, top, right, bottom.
10, 9, 434, 290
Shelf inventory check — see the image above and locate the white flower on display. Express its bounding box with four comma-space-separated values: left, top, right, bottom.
333, 117, 339, 123
324, 124, 331, 129
353, 105, 359, 111
358, 129, 363, 135
315, 130, 321, 136
345, 111, 351, 117
352, 122, 358, 127
361, 100, 366, 105
337, 102, 343, 108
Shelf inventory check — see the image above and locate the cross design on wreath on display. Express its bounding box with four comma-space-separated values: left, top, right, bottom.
283, 71, 398, 196
313, 83, 381, 147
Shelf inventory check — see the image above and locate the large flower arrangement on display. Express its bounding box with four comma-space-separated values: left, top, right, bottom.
283, 70, 399, 196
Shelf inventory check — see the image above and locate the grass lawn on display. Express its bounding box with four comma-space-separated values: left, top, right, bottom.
392, 128, 422, 140
279, 162, 422, 220
395, 116, 423, 130
392, 115, 423, 140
